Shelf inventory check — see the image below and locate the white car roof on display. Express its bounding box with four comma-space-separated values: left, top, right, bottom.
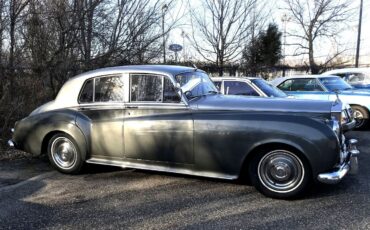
322, 68, 370, 75
211, 76, 261, 81
270, 75, 338, 86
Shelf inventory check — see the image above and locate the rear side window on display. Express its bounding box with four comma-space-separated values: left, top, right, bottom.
79, 79, 94, 103
224, 81, 259, 96
278, 79, 323, 91
79, 75, 124, 103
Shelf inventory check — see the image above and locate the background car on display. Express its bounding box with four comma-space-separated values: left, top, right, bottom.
213, 76, 354, 131
271, 75, 370, 129
212, 77, 288, 98
322, 68, 370, 89
9, 65, 359, 199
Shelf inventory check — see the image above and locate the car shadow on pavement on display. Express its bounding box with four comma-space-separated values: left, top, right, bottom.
0, 178, 54, 229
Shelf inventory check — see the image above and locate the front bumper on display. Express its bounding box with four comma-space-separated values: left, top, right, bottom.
317, 139, 359, 184
342, 119, 356, 132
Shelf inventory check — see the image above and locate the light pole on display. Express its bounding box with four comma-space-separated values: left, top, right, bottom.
281, 13, 290, 77
162, 4, 168, 64
355, 0, 363, 68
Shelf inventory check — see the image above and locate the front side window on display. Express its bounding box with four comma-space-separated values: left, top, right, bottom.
347, 73, 365, 83
278, 78, 323, 92
175, 71, 218, 99
130, 74, 181, 103
224, 81, 259, 96
79, 75, 124, 103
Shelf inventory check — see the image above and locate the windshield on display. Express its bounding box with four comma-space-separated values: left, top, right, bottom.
251, 79, 287, 97
175, 71, 218, 99
319, 77, 353, 91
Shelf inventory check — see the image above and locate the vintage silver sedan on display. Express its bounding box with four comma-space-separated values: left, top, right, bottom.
9, 65, 359, 198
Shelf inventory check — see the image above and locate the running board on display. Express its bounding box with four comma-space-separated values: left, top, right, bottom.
86, 158, 237, 180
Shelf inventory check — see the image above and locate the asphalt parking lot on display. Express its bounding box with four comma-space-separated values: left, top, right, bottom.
0, 131, 369, 229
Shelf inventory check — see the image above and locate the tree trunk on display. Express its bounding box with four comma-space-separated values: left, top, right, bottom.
308, 36, 319, 74
8, 1, 16, 97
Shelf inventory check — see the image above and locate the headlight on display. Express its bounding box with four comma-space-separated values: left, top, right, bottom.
329, 117, 341, 143
341, 110, 349, 125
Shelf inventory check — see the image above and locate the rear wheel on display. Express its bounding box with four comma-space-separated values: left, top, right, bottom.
47, 133, 84, 174
249, 149, 311, 199
351, 105, 369, 129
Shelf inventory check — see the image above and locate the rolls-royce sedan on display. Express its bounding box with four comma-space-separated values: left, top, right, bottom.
8, 65, 359, 198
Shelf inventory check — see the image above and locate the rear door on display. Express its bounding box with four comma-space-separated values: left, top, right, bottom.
78, 74, 125, 160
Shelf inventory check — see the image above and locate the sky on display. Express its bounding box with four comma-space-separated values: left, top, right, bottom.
165, 0, 370, 67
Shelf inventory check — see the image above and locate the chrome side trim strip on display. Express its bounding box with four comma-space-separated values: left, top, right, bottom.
86, 158, 237, 180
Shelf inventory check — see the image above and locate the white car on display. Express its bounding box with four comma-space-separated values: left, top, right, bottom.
322, 68, 370, 89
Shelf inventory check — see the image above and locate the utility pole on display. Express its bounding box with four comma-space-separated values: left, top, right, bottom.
281, 13, 290, 77
162, 4, 168, 64
355, 0, 363, 68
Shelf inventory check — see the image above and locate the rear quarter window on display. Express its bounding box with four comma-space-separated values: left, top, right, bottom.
79, 75, 124, 103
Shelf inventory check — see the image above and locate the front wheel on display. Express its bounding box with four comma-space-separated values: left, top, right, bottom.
249, 149, 311, 199
351, 105, 369, 129
47, 133, 84, 174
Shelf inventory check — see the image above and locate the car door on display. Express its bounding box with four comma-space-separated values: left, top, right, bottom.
78, 74, 125, 160
277, 78, 330, 100
123, 73, 194, 164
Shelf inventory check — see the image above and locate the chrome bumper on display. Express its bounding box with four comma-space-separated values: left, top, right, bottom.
342, 119, 356, 132
317, 139, 359, 184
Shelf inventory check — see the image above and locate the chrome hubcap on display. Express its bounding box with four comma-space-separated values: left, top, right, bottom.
51, 137, 77, 169
353, 110, 365, 128
258, 150, 304, 193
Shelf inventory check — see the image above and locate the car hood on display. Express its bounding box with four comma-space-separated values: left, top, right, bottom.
192, 94, 335, 115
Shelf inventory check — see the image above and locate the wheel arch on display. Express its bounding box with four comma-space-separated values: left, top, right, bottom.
349, 104, 369, 118
40, 125, 87, 161
239, 141, 313, 181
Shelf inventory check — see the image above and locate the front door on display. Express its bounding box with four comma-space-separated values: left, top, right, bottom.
124, 74, 194, 164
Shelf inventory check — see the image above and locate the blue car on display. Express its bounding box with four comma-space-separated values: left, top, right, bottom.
271, 75, 370, 129
322, 68, 370, 89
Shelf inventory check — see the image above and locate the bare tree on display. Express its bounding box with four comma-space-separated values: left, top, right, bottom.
189, 0, 264, 76
284, 0, 352, 74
